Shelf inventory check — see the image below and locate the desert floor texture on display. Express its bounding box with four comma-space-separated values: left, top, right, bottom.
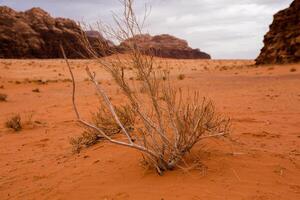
0, 57, 300, 200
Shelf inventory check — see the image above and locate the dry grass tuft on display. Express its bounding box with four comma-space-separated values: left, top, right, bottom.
91, 104, 135, 135
32, 88, 40, 93
177, 74, 186, 80
70, 131, 99, 153
70, 104, 135, 153
5, 114, 22, 131
0, 93, 7, 102
220, 66, 228, 71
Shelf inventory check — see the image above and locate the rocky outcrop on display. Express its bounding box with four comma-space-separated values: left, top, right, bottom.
0, 6, 209, 59
119, 34, 211, 59
85, 30, 115, 56
0, 6, 112, 58
256, 0, 300, 64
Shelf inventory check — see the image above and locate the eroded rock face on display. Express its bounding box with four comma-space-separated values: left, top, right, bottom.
0, 6, 209, 59
119, 34, 211, 59
85, 30, 116, 56
0, 6, 112, 58
256, 0, 300, 64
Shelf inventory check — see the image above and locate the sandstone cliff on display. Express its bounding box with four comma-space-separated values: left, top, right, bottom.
119, 34, 211, 59
0, 6, 210, 60
256, 0, 300, 64
0, 6, 111, 58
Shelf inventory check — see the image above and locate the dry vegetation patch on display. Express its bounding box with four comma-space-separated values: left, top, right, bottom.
0, 93, 7, 101
70, 104, 135, 153
177, 74, 186, 80
63, 0, 230, 175
32, 88, 40, 93
5, 114, 22, 131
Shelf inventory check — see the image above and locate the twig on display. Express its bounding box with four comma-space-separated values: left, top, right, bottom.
60, 44, 80, 119
199, 132, 226, 140
85, 67, 133, 144
231, 168, 241, 182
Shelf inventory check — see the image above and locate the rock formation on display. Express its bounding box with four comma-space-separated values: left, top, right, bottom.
0, 6, 209, 59
256, 0, 300, 64
85, 30, 115, 56
0, 6, 112, 58
119, 34, 211, 59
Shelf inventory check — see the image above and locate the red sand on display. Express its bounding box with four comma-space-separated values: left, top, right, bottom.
0, 58, 299, 200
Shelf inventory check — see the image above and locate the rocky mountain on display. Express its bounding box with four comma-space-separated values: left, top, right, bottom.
0, 6, 112, 58
256, 0, 300, 64
119, 34, 211, 59
0, 6, 210, 59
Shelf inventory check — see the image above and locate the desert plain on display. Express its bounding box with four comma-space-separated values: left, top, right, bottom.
0, 57, 299, 200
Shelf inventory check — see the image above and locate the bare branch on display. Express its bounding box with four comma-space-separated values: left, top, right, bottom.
85, 67, 134, 144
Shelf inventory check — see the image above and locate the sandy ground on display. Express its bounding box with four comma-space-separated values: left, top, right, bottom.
0, 57, 299, 200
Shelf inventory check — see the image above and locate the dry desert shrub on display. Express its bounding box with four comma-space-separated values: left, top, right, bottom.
5, 112, 40, 132
5, 114, 22, 131
63, 0, 230, 175
0, 93, 7, 101
32, 88, 40, 93
220, 66, 228, 71
177, 74, 186, 80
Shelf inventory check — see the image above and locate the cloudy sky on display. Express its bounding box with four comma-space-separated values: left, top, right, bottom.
0, 0, 294, 59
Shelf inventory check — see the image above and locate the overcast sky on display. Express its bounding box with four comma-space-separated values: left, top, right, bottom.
0, 0, 294, 59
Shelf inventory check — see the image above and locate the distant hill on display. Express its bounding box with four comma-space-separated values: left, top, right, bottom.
119, 34, 211, 59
